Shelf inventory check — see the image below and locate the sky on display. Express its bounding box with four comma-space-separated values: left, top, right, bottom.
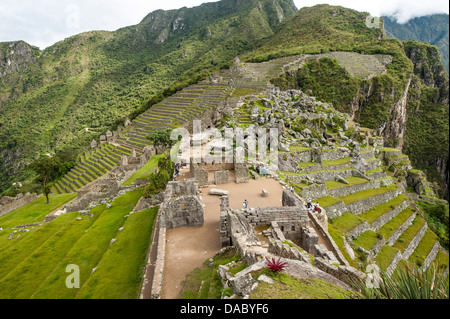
0, 0, 449, 50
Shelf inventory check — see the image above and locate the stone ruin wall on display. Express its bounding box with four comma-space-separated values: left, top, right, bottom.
220, 189, 366, 291
0, 193, 39, 217
189, 157, 250, 187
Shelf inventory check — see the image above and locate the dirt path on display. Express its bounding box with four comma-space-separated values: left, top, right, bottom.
161, 175, 285, 299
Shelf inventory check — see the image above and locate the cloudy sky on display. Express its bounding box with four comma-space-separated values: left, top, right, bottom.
0, 0, 448, 49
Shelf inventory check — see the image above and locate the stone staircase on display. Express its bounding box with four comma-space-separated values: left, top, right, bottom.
115, 83, 234, 150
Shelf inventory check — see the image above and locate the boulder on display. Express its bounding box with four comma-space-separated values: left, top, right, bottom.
257, 274, 274, 284
229, 273, 257, 297
262, 189, 269, 197
335, 175, 349, 184
209, 189, 229, 196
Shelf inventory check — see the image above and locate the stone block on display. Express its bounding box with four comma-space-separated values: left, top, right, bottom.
210, 189, 229, 196
214, 170, 229, 185
235, 164, 249, 184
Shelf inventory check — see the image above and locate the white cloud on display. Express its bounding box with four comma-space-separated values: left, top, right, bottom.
0, 0, 448, 49
294, 0, 449, 23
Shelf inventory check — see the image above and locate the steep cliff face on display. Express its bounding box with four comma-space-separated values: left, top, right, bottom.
383, 14, 449, 72
0, 41, 38, 78
402, 41, 449, 198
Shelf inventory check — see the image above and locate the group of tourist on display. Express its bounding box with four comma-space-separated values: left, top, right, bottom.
255, 165, 268, 177
307, 198, 320, 213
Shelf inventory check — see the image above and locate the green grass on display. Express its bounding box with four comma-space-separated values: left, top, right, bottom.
298, 161, 318, 169
359, 194, 408, 224
75, 206, 158, 299
376, 245, 400, 272
338, 184, 399, 205
121, 154, 164, 187
0, 193, 76, 230
322, 157, 352, 167
179, 248, 242, 299
326, 176, 368, 189
327, 224, 359, 269
31, 190, 144, 298
377, 207, 416, 241
316, 196, 342, 208
0, 189, 145, 299
381, 147, 401, 152
230, 88, 261, 98
331, 212, 365, 234
434, 250, 449, 272
366, 167, 383, 175
0, 212, 78, 281
353, 230, 381, 251
283, 145, 312, 153
249, 271, 355, 299
0, 212, 98, 299
392, 215, 426, 253
299, 167, 354, 175
407, 228, 439, 268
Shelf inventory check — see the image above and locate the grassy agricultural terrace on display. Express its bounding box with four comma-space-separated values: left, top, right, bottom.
53, 143, 139, 194
279, 144, 448, 276
0, 189, 158, 299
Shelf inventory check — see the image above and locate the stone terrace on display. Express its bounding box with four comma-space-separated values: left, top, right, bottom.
282, 143, 448, 276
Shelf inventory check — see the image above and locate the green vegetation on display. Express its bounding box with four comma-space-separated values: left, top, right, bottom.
383, 14, 449, 72
377, 207, 416, 241
142, 153, 174, 198
316, 196, 342, 208
179, 248, 243, 299
326, 176, 368, 189
0, 0, 298, 195
392, 216, 426, 253
0, 189, 150, 299
406, 228, 439, 268
376, 245, 400, 272
76, 206, 158, 299
353, 230, 381, 251
416, 200, 449, 250
353, 263, 448, 299
250, 272, 355, 299
338, 184, 399, 205
331, 212, 365, 234
0, 193, 76, 230
121, 154, 164, 187
359, 194, 408, 224
327, 224, 359, 269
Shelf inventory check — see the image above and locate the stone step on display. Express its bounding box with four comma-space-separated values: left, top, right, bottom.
377, 207, 417, 246
327, 177, 396, 199
393, 215, 427, 260
342, 185, 402, 216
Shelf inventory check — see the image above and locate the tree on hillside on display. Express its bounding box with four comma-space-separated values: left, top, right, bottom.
147, 129, 175, 151
30, 156, 62, 204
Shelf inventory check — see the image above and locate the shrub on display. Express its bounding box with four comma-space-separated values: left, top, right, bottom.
352, 264, 449, 299
266, 257, 288, 273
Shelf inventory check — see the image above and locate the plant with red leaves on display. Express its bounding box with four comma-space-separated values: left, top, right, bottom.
266, 257, 288, 273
